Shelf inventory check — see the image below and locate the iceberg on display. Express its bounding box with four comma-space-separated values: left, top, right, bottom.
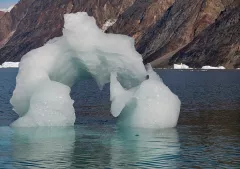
202, 65, 225, 69
0, 62, 19, 68
173, 63, 191, 69
10, 12, 181, 128
173, 64, 227, 70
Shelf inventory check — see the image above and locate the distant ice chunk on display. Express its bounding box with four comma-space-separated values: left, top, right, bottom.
11, 12, 181, 128
174, 64, 227, 70
202, 65, 225, 69
0, 62, 19, 68
174, 63, 191, 69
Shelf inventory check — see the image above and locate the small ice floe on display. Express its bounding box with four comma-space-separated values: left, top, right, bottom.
173, 63, 191, 69
0, 62, 19, 68
201, 66, 225, 69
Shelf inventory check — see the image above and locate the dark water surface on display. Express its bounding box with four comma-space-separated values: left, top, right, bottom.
0, 69, 239, 168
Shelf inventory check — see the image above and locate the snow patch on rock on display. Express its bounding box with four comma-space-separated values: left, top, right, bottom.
0, 5, 14, 12
102, 19, 117, 32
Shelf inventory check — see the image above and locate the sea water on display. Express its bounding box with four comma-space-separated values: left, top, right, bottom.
0, 69, 239, 168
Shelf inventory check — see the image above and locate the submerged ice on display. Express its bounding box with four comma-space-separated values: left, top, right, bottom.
11, 12, 181, 128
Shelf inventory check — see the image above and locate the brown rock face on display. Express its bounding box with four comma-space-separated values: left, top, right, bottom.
0, 0, 35, 45
0, 11, 4, 18
136, 0, 238, 66
0, 0, 239, 68
71, 0, 135, 27
107, 0, 239, 68
169, 6, 240, 68
0, 0, 134, 64
107, 0, 175, 44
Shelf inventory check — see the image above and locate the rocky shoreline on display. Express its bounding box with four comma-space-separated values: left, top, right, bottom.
0, 0, 239, 68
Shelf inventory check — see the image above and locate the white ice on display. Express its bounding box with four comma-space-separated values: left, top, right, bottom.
174, 64, 227, 70
0, 62, 19, 68
202, 65, 225, 69
173, 63, 191, 69
10, 12, 181, 128
111, 64, 181, 128
11, 81, 75, 127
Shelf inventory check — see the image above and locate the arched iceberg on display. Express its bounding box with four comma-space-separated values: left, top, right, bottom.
10, 12, 180, 128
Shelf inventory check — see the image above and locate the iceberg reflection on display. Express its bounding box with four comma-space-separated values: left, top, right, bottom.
9, 126, 179, 168
11, 127, 75, 168
110, 128, 180, 168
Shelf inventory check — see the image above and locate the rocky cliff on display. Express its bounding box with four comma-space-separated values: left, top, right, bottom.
0, 11, 4, 18
0, 0, 134, 63
169, 5, 240, 68
0, 0, 239, 68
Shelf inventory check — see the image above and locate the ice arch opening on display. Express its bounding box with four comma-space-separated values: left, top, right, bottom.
10, 13, 181, 128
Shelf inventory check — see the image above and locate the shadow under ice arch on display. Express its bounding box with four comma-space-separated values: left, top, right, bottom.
10, 13, 181, 128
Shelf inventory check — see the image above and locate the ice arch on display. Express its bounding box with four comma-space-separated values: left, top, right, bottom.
10, 13, 181, 128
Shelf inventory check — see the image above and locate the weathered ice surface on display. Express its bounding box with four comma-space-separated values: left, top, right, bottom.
0, 0, 239, 68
